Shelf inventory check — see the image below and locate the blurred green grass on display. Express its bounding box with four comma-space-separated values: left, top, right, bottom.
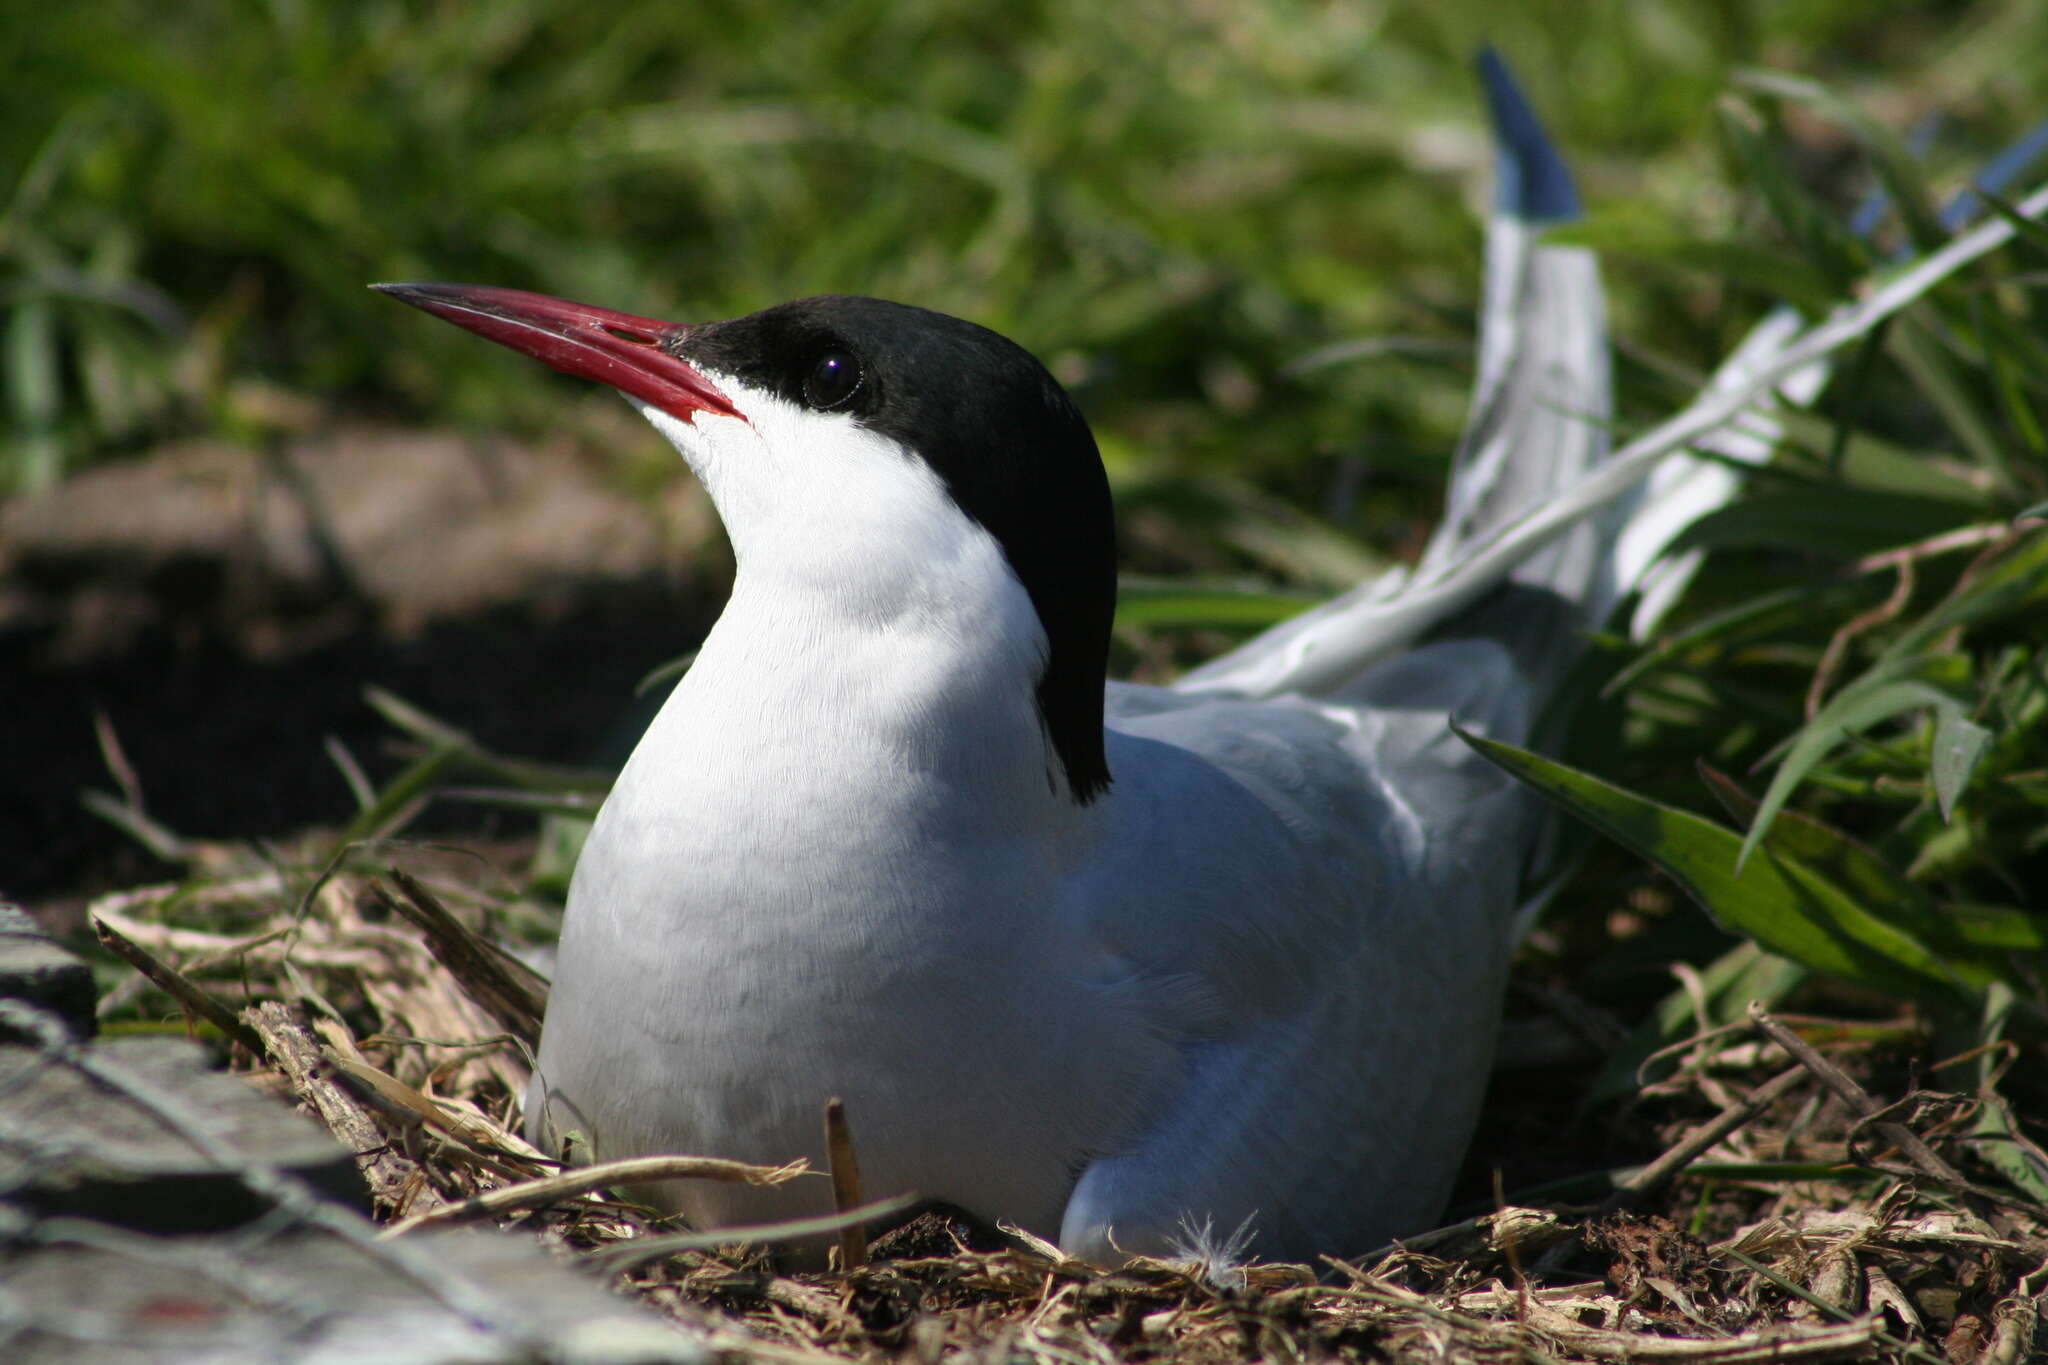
9, 3, 2043, 516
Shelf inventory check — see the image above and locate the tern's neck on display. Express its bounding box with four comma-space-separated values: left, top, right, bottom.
655, 546, 1085, 825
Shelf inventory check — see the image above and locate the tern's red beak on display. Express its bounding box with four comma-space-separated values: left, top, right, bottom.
372, 282, 741, 423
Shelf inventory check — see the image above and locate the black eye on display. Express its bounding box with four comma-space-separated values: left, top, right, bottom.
801, 350, 862, 410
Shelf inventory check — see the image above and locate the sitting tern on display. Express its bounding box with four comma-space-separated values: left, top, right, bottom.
378, 59, 1670, 1264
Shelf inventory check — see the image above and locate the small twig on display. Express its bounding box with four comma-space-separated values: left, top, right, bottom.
1315, 1271, 1519, 1339
1854, 1161, 2048, 1219
91, 710, 145, 812
361, 1030, 528, 1055
1746, 1004, 1979, 1200
1602, 1065, 1811, 1215
380, 868, 546, 1047
1529, 1064, 1812, 1276
592, 1194, 923, 1273
243, 1000, 444, 1215
318, 1052, 539, 1175
384, 1152, 812, 1236
824, 1097, 868, 1269
92, 915, 266, 1056
1806, 557, 1914, 720
1850, 518, 2041, 575
1633, 1019, 1760, 1091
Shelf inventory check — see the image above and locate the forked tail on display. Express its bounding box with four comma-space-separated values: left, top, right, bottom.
1177, 51, 1621, 705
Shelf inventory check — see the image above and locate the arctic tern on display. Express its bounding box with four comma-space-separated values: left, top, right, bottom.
378, 60, 1677, 1264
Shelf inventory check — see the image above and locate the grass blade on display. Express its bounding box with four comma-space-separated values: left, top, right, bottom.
1740, 668, 1966, 869
1460, 728, 1973, 1010
1116, 578, 1325, 631
1931, 710, 1992, 822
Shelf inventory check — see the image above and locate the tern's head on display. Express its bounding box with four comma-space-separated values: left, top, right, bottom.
374, 283, 1116, 801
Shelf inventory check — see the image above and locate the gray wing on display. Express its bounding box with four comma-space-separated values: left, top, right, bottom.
1063, 641, 1541, 1262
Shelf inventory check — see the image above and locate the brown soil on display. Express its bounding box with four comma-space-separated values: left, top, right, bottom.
0, 427, 723, 904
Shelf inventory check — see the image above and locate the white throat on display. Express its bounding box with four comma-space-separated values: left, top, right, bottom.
625, 391, 1077, 835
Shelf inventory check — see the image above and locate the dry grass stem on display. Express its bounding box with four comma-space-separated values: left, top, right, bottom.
242, 998, 445, 1216
1606, 1065, 1812, 1213
90, 914, 267, 1055
1805, 558, 1915, 720
592, 1194, 924, 1272
1747, 1004, 1975, 1196
380, 867, 547, 1045
824, 1097, 869, 1270
385, 1152, 813, 1235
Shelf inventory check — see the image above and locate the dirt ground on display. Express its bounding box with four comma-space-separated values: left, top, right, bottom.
0, 427, 721, 909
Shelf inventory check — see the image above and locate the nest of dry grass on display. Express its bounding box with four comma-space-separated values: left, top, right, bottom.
84, 853, 2048, 1364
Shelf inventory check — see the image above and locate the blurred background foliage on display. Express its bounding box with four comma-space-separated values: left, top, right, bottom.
7, 2, 2042, 518
9, 2, 2048, 1080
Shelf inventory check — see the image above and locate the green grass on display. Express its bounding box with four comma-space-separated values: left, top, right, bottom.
9, 4, 2045, 507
